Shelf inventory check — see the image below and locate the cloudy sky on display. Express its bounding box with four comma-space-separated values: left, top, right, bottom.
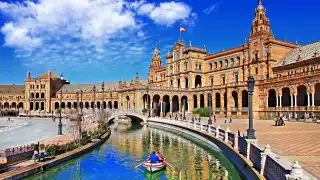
0, 0, 319, 84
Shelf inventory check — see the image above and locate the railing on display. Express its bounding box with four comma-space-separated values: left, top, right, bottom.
147, 117, 310, 180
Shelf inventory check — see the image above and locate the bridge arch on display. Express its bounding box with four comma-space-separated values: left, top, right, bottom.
108, 111, 147, 124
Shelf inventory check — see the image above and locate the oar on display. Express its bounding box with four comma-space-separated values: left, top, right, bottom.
134, 161, 145, 169
165, 161, 175, 169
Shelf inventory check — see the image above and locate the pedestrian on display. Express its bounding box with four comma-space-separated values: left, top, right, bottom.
229, 117, 232, 123
198, 116, 201, 123
192, 117, 194, 123
213, 115, 216, 123
224, 115, 227, 123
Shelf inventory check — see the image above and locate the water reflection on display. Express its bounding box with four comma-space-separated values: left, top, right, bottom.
26, 122, 240, 180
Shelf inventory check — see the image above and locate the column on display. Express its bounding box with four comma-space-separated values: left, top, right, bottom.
294, 94, 297, 107
266, 96, 268, 107
170, 102, 172, 113
160, 101, 163, 114
197, 95, 200, 109
276, 96, 279, 107
151, 101, 153, 109
291, 94, 293, 107
187, 102, 190, 113
279, 95, 282, 107
307, 93, 310, 107
312, 92, 315, 107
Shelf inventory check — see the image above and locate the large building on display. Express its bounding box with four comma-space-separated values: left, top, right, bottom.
0, 0, 319, 120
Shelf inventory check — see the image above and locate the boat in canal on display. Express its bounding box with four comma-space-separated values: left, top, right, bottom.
143, 159, 166, 172
143, 169, 166, 179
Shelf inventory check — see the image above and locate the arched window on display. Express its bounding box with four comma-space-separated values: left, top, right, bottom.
214, 62, 217, 69
236, 57, 240, 66
230, 58, 234, 67
225, 60, 228, 68
209, 63, 212, 70
220, 61, 223, 68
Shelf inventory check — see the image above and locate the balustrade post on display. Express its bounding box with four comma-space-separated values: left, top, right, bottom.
234, 132, 239, 151
216, 125, 220, 138
246, 140, 251, 160
200, 122, 203, 132
194, 121, 196, 129
224, 127, 229, 143
260, 144, 271, 175
208, 125, 211, 135
285, 161, 309, 180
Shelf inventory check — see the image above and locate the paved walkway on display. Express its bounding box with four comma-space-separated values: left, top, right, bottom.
211, 118, 320, 179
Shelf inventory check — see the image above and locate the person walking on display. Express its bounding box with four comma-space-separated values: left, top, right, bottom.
229, 117, 232, 123
198, 116, 201, 123
224, 115, 227, 123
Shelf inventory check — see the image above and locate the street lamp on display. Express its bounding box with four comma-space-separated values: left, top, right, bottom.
58, 76, 63, 135
208, 94, 212, 125
101, 82, 105, 110
247, 75, 256, 139
78, 88, 83, 143
92, 85, 96, 113
147, 86, 150, 118
183, 99, 186, 120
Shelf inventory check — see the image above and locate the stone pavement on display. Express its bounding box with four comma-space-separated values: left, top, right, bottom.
210, 118, 320, 179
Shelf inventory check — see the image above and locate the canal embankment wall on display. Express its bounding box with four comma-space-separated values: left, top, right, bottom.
0, 130, 111, 180
148, 119, 264, 180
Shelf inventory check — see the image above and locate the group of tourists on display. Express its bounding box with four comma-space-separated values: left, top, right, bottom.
274, 116, 287, 126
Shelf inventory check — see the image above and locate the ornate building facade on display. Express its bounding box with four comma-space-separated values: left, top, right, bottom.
0, 0, 319, 120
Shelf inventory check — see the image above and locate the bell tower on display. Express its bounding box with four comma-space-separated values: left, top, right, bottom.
149, 43, 162, 71
250, 0, 272, 37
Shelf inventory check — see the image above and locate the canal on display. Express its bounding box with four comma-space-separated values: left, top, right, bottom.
26, 122, 241, 179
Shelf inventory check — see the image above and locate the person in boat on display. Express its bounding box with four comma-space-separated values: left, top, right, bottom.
148, 151, 160, 163
156, 151, 163, 161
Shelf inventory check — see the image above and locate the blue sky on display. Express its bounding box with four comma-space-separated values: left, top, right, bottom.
0, 0, 319, 84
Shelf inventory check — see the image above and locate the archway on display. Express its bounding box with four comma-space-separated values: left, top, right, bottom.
297, 85, 308, 106
172, 95, 179, 112
103, 101, 107, 109
282, 88, 291, 107
18, 102, 23, 109
61, 102, 65, 109
193, 95, 198, 108
35, 102, 39, 110
41, 102, 44, 111
91, 102, 95, 109
185, 77, 189, 88
114, 101, 118, 109
195, 75, 202, 88
143, 94, 151, 110
41, 93, 45, 98
80, 102, 83, 109
97, 101, 101, 109
200, 94, 204, 108
67, 102, 72, 109
54, 102, 59, 109
11, 102, 17, 109
315, 83, 320, 106
232, 91, 238, 108
163, 95, 170, 116
108, 101, 112, 109
30, 93, 34, 98
216, 93, 221, 108
242, 90, 248, 107
126, 96, 130, 110
181, 96, 188, 112
36, 93, 39, 98
30, 102, 34, 110
152, 95, 161, 117
85, 102, 89, 109
268, 89, 277, 107
3, 102, 9, 110
73, 102, 78, 109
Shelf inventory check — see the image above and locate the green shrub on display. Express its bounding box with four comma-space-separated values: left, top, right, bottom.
193, 108, 210, 117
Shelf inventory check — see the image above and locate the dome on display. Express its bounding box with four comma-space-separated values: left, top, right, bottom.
257, 4, 264, 10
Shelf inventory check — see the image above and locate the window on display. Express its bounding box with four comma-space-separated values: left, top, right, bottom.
170, 80, 173, 86
255, 67, 259, 74
199, 65, 202, 70
196, 64, 198, 70
221, 74, 226, 85
185, 63, 188, 71
210, 77, 214, 86
214, 62, 217, 69
37, 85, 39, 89
225, 60, 228, 68
220, 61, 223, 68
234, 72, 238, 83
255, 53, 258, 61
236, 57, 240, 66
230, 58, 234, 67
209, 63, 212, 70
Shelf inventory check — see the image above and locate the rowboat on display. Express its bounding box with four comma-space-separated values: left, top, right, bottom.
143, 159, 166, 172
143, 169, 166, 179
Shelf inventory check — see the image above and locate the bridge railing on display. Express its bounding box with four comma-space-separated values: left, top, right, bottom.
147, 118, 310, 180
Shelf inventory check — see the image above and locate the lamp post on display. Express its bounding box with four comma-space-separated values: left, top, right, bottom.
101, 82, 104, 110
147, 86, 150, 118
77, 88, 83, 144
247, 75, 256, 139
58, 79, 63, 135
92, 85, 96, 113
208, 94, 212, 125
183, 99, 186, 120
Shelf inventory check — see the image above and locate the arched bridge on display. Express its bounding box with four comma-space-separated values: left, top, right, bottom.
107, 110, 147, 123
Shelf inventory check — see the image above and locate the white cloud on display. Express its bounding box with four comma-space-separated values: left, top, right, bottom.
139, 2, 194, 27
0, 0, 196, 71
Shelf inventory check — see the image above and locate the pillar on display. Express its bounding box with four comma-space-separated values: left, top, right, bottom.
170, 102, 172, 113
276, 96, 279, 107
266, 95, 268, 107
290, 94, 293, 107
312, 92, 315, 107
294, 94, 297, 107
187, 102, 190, 113
160, 101, 163, 114
197, 95, 200, 109
279, 95, 282, 107
307, 93, 310, 107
